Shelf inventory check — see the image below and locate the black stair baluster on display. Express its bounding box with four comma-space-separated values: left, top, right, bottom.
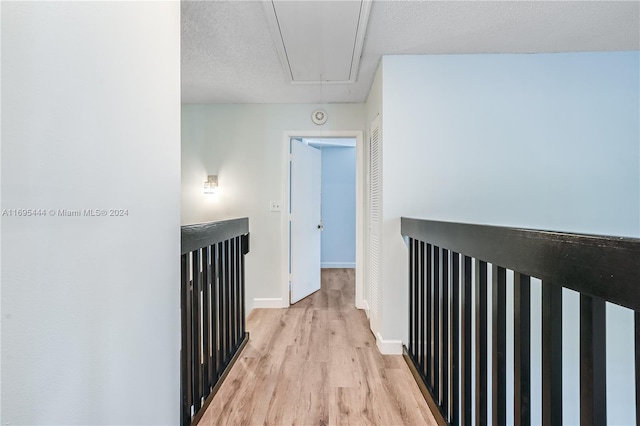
492, 265, 506, 426
433, 247, 441, 401
181, 253, 193, 425
415, 241, 425, 371
210, 244, 218, 383
442, 249, 450, 418
542, 281, 562, 426
475, 260, 488, 426
514, 273, 531, 426
451, 252, 460, 426
426, 243, 432, 385
409, 238, 415, 357
201, 246, 211, 397
461, 255, 472, 426
633, 311, 640, 423
191, 249, 202, 412
580, 295, 607, 426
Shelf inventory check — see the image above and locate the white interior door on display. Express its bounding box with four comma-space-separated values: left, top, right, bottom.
290, 140, 322, 304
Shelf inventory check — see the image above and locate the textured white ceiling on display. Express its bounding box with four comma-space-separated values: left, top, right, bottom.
181, 0, 640, 104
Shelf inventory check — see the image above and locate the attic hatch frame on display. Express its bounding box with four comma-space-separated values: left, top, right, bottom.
262, 0, 372, 85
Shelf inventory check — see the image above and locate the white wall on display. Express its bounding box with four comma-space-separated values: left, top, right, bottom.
381, 52, 639, 424
1, 2, 181, 424
181, 103, 365, 309
320, 147, 356, 268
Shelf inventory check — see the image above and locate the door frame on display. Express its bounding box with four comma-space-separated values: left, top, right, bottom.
281, 130, 365, 309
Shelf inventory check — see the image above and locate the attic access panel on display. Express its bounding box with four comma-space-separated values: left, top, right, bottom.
264, 0, 371, 84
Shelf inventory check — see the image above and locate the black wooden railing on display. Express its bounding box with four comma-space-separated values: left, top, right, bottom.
402, 217, 640, 426
181, 218, 250, 426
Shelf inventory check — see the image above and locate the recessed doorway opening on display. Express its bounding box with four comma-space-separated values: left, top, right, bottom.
281, 130, 365, 310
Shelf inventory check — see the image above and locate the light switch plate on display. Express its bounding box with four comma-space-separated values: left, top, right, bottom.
270, 200, 282, 212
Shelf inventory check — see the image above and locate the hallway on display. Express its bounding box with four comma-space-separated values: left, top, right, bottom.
197, 269, 436, 425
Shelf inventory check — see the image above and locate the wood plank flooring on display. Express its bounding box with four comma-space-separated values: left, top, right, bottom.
197, 268, 436, 426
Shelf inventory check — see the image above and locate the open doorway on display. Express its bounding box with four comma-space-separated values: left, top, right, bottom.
288, 137, 357, 304
307, 138, 357, 270
281, 130, 365, 309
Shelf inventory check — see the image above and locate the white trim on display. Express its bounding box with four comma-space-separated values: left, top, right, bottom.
252, 298, 285, 309
321, 262, 355, 269
349, 0, 372, 82
357, 298, 370, 317
375, 332, 403, 355
282, 130, 365, 311
354, 129, 365, 317
261, 0, 293, 82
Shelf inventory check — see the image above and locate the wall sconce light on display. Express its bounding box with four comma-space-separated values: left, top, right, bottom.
204, 175, 218, 194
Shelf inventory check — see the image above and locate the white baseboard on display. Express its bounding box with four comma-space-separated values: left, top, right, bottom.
252, 297, 285, 309
375, 332, 403, 355
321, 262, 356, 269
355, 298, 368, 311
357, 299, 370, 318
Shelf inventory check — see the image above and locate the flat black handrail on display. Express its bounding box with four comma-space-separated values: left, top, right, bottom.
182, 217, 249, 255
181, 218, 250, 426
402, 217, 640, 312
401, 217, 640, 426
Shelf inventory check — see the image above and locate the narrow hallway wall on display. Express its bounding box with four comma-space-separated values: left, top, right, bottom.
1, 2, 181, 423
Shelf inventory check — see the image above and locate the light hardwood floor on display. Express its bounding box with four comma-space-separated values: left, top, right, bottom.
197, 268, 436, 426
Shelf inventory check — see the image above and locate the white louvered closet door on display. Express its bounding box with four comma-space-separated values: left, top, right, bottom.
368, 115, 382, 335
